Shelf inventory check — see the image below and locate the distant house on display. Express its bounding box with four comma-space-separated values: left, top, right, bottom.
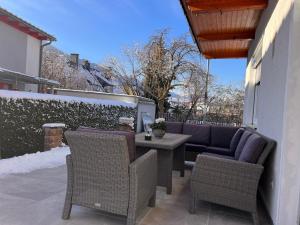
0, 7, 59, 92
69, 53, 114, 93
42, 46, 114, 93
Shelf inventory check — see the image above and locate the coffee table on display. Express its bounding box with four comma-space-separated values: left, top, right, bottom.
135, 132, 191, 194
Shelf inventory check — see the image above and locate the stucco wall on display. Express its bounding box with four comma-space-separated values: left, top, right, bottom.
0, 22, 27, 73
0, 21, 41, 92
25, 35, 41, 92
26, 35, 41, 76
277, 0, 300, 224
244, 0, 300, 224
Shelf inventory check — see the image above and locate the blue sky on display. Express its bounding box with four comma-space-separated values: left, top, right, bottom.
0, 0, 246, 86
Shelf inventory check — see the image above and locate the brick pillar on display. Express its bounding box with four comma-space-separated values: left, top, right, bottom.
119, 124, 134, 132
118, 117, 134, 132
43, 123, 65, 151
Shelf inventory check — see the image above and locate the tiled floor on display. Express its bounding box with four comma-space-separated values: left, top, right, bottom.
0, 166, 270, 225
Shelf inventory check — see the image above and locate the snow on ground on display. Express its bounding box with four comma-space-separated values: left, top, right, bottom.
0, 90, 136, 108
0, 147, 70, 178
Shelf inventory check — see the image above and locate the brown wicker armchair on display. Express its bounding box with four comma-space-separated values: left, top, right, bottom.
189, 128, 276, 225
62, 131, 157, 225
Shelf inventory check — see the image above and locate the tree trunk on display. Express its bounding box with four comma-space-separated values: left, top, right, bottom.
157, 100, 165, 114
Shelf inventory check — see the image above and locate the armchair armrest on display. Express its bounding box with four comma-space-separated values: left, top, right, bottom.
128, 150, 157, 215
191, 154, 264, 195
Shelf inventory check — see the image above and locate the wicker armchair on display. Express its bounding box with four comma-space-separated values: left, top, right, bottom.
62, 131, 157, 225
189, 129, 275, 225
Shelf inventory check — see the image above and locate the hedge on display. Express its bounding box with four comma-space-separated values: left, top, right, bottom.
0, 96, 136, 159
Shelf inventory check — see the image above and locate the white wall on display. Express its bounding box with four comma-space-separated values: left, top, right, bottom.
0, 22, 27, 73
244, 0, 300, 224
0, 21, 41, 92
277, 0, 300, 224
25, 35, 41, 92
26, 35, 41, 76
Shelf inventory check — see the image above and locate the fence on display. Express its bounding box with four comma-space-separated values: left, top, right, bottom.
159, 112, 243, 127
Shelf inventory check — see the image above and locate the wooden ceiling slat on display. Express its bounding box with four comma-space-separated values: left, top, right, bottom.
180, 0, 267, 59
198, 30, 255, 41
203, 49, 248, 59
187, 0, 268, 13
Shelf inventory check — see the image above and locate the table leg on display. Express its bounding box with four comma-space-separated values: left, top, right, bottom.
136, 147, 173, 194
173, 144, 185, 177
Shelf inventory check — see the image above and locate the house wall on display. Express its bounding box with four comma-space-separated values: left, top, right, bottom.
0, 22, 27, 73
0, 21, 41, 92
25, 35, 41, 92
244, 0, 300, 224
277, 0, 300, 224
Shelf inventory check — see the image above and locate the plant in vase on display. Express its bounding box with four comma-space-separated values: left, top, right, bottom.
150, 118, 166, 138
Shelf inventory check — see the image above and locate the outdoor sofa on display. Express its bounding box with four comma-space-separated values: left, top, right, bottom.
166, 122, 240, 161
62, 128, 157, 225
166, 122, 276, 225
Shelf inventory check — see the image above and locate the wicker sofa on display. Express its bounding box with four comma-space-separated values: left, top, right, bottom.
166, 122, 240, 161
62, 130, 157, 225
190, 127, 275, 225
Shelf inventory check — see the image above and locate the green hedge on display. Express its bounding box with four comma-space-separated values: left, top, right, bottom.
0, 97, 136, 159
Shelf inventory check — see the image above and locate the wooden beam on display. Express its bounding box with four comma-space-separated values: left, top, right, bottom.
198, 30, 255, 41
203, 49, 248, 59
187, 0, 268, 13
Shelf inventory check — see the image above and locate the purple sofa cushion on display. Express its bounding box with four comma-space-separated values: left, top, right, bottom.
230, 128, 245, 152
76, 127, 136, 162
238, 134, 267, 163
210, 126, 239, 148
234, 130, 252, 160
166, 122, 183, 134
183, 124, 211, 145
202, 152, 235, 160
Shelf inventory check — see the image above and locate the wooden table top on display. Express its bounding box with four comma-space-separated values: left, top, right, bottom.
135, 132, 191, 150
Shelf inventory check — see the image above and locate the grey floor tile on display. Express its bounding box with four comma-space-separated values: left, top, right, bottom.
209, 211, 253, 225
0, 174, 66, 201
0, 167, 270, 225
13, 165, 67, 184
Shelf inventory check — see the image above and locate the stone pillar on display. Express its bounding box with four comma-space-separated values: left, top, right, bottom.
43, 123, 66, 151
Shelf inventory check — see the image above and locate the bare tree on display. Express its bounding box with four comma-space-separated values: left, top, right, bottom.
141, 31, 200, 113
102, 45, 143, 96
102, 30, 202, 113
182, 63, 209, 120
41, 46, 87, 90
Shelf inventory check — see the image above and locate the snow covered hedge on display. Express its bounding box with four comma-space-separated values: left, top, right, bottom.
0, 91, 137, 159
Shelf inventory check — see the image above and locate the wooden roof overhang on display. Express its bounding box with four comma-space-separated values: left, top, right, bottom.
180, 0, 268, 59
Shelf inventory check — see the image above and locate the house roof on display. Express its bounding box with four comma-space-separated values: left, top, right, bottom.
0, 6, 56, 41
180, 0, 268, 59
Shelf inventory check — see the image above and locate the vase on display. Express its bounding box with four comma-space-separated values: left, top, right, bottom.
152, 129, 166, 139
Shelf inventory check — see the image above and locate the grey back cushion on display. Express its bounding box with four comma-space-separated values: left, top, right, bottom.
182, 124, 210, 145
166, 122, 183, 134
210, 126, 239, 148
230, 128, 244, 153
234, 130, 252, 159
76, 127, 136, 162
238, 134, 267, 163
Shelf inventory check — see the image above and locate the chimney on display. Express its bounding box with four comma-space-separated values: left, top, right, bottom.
83, 60, 90, 71
70, 53, 79, 69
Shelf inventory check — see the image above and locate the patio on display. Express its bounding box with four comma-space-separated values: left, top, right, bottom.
0, 165, 271, 225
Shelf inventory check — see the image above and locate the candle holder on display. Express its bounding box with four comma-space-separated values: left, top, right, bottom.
145, 132, 152, 141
